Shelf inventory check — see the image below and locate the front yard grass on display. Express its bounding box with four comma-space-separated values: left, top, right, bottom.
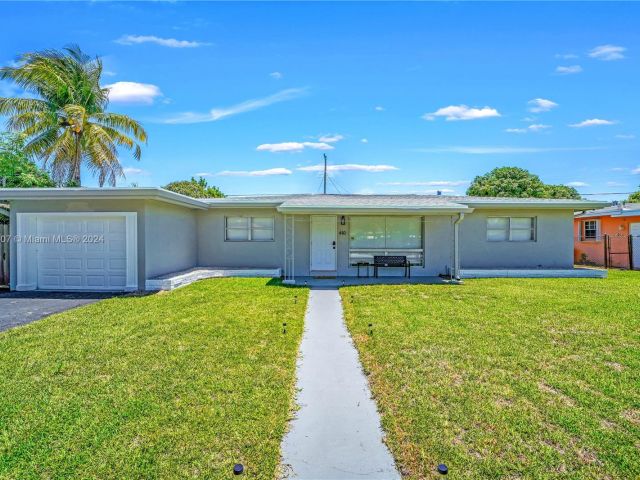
341, 270, 640, 479
0, 278, 307, 479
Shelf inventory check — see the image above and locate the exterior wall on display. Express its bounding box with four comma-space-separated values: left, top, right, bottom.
144, 201, 198, 279
460, 208, 574, 269
197, 208, 285, 269
574, 214, 640, 268
8, 199, 147, 290
197, 211, 455, 277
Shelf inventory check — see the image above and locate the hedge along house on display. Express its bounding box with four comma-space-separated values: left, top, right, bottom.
1, 188, 607, 292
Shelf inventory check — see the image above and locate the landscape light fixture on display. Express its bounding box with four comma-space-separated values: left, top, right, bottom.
437, 464, 448, 475
340, 215, 346, 225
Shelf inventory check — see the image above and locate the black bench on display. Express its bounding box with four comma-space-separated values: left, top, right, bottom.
373, 255, 411, 278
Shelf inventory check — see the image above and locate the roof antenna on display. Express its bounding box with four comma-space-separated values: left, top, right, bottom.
323, 153, 328, 194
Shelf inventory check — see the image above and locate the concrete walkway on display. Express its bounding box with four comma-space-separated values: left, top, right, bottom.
280, 288, 399, 479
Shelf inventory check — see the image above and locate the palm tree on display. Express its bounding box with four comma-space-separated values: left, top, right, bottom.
0, 46, 147, 186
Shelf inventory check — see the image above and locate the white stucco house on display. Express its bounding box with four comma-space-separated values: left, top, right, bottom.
0, 188, 608, 291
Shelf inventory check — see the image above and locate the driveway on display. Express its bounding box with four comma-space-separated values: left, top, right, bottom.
0, 291, 120, 332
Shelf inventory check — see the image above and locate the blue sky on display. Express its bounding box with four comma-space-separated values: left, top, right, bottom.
1, 2, 639, 200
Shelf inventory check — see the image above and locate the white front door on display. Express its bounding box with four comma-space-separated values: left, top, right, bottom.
630, 223, 640, 270
310, 215, 337, 271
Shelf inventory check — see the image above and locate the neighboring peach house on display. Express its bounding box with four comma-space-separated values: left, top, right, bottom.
574, 203, 640, 269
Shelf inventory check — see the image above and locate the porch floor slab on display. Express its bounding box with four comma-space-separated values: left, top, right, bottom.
145, 267, 282, 291
460, 268, 607, 279
279, 288, 399, 479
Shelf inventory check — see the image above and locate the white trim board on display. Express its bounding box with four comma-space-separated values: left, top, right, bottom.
15, 212, 138, 291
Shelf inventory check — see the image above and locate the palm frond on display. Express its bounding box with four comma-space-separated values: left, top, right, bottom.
91, 112, 147, 143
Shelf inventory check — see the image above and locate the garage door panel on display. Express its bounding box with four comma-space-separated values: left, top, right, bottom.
64, 258, 83, 270
109, 276, 126, 287
36, 215, 130, 291
63, 275, 83, 287
108, 258, 126, 270
63, 221, 83, 234
86, 275, 107, 287
86, 258, 105, 270
109, 220, 125, 233
86, 220, 105, 234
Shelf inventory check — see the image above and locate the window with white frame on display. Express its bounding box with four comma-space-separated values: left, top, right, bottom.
581, 219, 600, 241
225, 217, 274, 241
487, 217, 536, 242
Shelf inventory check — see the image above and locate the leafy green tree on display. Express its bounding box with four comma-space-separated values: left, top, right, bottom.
467, 166, 581, 199
0, 46, 147, 186
0, 132, 55, 187
628, 187, 640, 203
542, 184, 581, 199
164, 177, 224, 198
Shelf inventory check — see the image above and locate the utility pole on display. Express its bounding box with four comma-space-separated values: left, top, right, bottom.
323, 153, 327, 194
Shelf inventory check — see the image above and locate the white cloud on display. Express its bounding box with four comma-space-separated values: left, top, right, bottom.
565, 181, 589, 187
616, 134, 636, 139
217, 168, 292, 177
414, 146, 603, 154
103, 70, 117, 77
528, 98, 558, 113
589, 44, 626, 61
556, 65, 583, 75
194, 172, 213, 177
611, 167, 628, 172
555, 53, 579, 59
569, 118, 616, 128
374, 106, 385, 111
269, 71, 283, 80
105, 81, 162, 104
378, 180, 469, 187
632, 166, 640, 175
361, 138, 369, 143
256, 142, 333, 153
606, 181, 627, 187
298, 164, 398, 173
528, 124, 551, 132
116, 34, 209, 48
318, 134, 344, 143
122, 167, 148, 175
506, 124, 551, 134
423, 105, 500, 121
164, 87, 308, 124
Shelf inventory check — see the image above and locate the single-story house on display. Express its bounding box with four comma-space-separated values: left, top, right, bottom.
574, 203, 640, 269
0, 188, 608, 291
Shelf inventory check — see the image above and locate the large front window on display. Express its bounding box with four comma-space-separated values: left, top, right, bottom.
487, 217, 536, 242
349, 216, 423, 265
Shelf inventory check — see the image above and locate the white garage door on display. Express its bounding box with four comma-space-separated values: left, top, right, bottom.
36, 216, 128, 290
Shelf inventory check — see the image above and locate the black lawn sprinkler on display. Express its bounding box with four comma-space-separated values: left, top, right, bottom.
282, 322, 287, 334
233, 463, 244, 475
437, 463, 448, 475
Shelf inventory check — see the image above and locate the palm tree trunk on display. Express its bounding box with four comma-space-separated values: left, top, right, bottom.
71, 133, 81, 186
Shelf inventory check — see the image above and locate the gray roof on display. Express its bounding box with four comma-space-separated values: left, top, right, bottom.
575, 203, 640, 219
0, 189, 609, 212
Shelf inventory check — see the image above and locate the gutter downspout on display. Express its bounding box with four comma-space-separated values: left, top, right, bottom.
453, 213, 465, 281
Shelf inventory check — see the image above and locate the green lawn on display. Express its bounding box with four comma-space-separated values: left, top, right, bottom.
341, 270, 640, 479
0, 278, 307, 479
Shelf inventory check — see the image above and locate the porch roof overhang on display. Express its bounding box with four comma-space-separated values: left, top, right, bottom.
276, 205, 473, 215
276, 195, 473, 215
